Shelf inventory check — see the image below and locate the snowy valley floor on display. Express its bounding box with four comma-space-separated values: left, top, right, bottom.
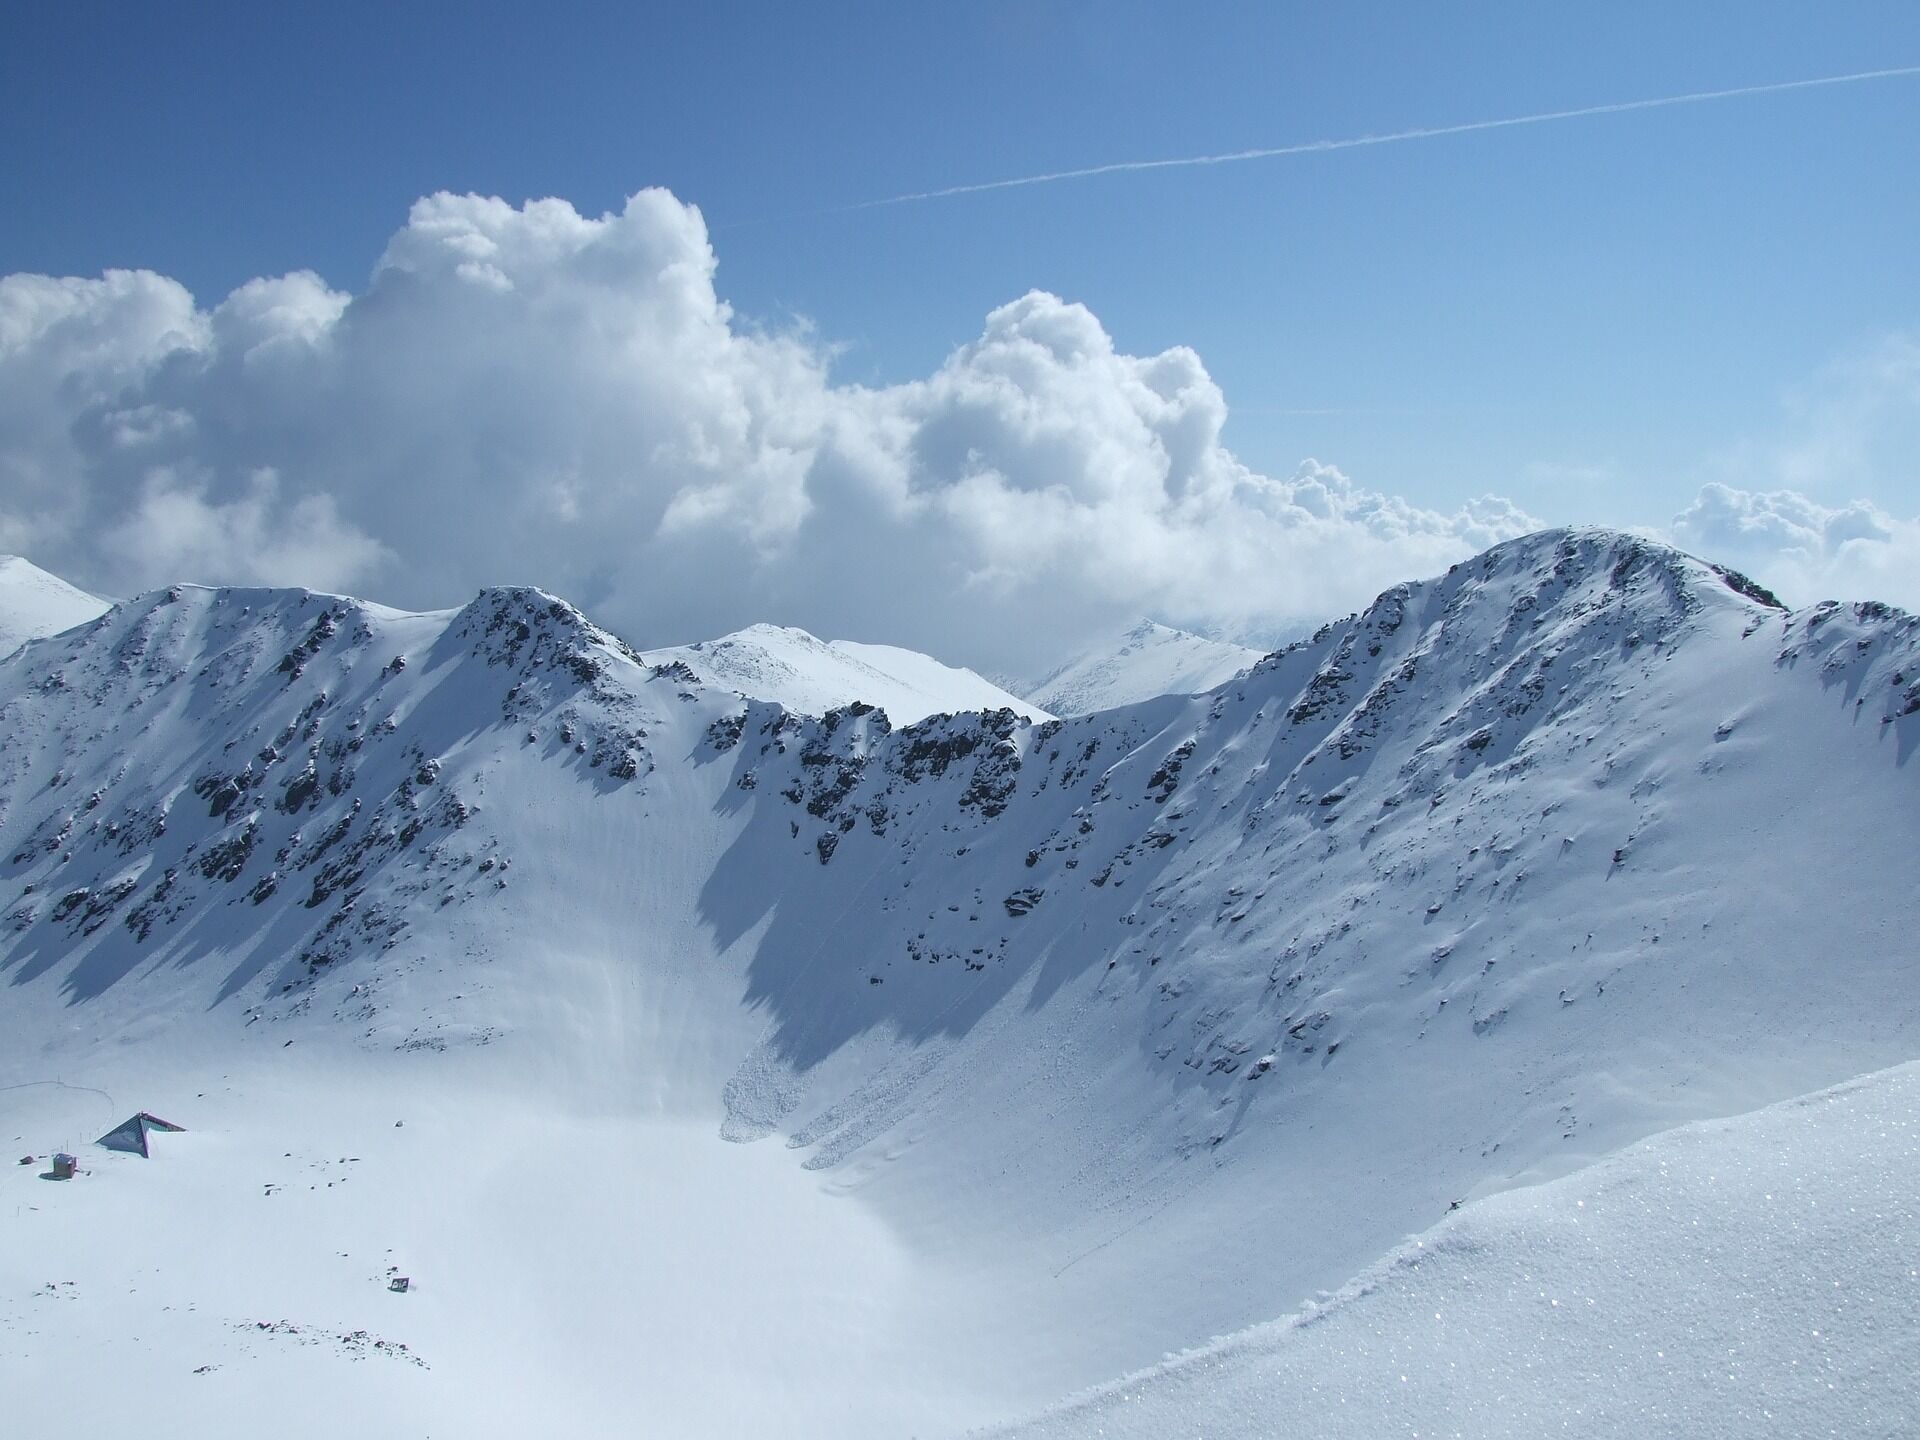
2, 1042, 1072, 1438
7, 1046, 1916, 1436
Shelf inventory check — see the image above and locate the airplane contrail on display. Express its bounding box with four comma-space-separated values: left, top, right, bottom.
836, 64, 1920, 213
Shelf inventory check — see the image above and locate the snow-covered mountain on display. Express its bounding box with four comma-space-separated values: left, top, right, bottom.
647, 621, 1050, 724
0, 554, 109, 657
1023, 618, 1264, 714
4, 528, 1918, 1436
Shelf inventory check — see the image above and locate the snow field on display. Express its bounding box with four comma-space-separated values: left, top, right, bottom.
2, 1046, 1049, 1438
998, 1060, 1920, 1439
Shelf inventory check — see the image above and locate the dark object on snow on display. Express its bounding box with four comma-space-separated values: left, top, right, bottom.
96, 1111, 187, 1158
389, 1276, 411, 1293
17, 1154, 32, 1166
49, 1153, 76, 1180
1003, 887, 1044, 917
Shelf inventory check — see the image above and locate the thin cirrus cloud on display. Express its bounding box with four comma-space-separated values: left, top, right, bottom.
831, 65, 1920, 213
0, 187, 1913, 677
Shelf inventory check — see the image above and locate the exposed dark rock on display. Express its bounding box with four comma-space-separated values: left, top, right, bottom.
1003, 887, 1044, 917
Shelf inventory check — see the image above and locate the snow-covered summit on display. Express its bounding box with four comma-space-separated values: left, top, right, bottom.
3, 526, 1918, 1437
1022, 617, 1266, 715
0, 553, 110, 657
647, 621, 1049, 725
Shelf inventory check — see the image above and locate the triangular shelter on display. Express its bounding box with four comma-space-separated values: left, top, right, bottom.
96, 1111, 186, 1158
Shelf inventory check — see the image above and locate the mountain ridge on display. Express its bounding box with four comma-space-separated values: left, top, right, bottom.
4, 525, 1918, 1435
647, 620, 1049, 725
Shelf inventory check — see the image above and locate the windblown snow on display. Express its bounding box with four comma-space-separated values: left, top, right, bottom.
648, 621, 1050, 724
0, 554, 109, 658
1023, 618, 1266, 716
2, 529, 1917, 1436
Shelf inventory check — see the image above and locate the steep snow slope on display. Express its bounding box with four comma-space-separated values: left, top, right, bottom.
3, 529, 1919, 1434
1024, 618, 1265, 715
649, 622, 1049, 724
0, 555, 109, 657
999, 1060, 1920, 1440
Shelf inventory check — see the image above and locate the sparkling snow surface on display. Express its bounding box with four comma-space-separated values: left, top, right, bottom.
999, 1062, 1920, 1440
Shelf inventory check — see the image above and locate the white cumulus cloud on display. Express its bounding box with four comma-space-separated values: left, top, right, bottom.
1663, 334, 1920, 612
0, 188, 1539, 673
1671, 483, 1920, 610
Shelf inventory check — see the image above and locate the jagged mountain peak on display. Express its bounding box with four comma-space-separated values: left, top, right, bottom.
1440, 525, 1787, 615
449, 583, 648, 680
1251, 527, 1794, 691
1039, 530, 1793, 725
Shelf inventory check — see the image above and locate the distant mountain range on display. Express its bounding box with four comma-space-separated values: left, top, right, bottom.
0, 553, 109, 657
646, 620, 1049, 724
1018, 617, 1266, 715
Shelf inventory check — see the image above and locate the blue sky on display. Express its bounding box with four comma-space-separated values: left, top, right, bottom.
3, 3, 1918, 667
